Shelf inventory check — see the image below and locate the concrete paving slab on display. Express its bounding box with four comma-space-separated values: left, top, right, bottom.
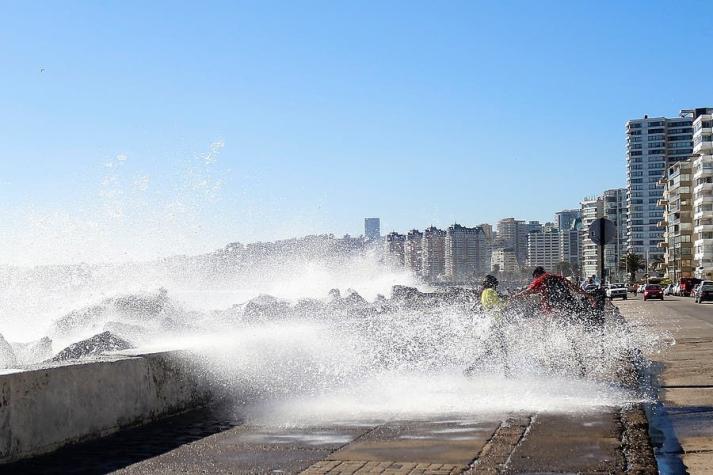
326, 419, 501, 466
662, 387, 713, 408
682, 452, 713, 475
506, 413, 625, 474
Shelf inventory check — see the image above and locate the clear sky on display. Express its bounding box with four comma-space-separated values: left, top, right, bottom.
1, 0, 713, 264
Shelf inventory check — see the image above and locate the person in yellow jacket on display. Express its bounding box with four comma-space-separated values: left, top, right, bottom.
481, 274, 503, 312
465, 275, 511, 377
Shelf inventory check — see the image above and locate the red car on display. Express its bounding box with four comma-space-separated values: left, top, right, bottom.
643, 284, 664, 301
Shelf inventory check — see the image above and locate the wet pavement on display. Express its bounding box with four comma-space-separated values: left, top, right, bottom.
1, 403, 640, 474
618, 294, 713, 474
1, 303, 668, 474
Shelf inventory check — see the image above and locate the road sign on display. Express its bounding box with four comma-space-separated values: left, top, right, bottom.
588, 217, 617, 245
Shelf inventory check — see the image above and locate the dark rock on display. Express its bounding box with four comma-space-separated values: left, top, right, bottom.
51, 331, 134, 362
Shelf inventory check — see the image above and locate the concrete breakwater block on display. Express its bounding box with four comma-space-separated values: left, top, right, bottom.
0, 350, 213, 464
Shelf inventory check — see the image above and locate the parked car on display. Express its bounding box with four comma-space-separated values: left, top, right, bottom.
643, 284, 664, 301
664, 284, 674, 295
628, 283, 639, 294
672, 283, 681, 296
638, 284, 646, 294
606, 283, 627, 300
696, 282, 713, 303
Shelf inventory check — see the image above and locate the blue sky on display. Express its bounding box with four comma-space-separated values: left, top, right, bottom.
1, 1, 713, 263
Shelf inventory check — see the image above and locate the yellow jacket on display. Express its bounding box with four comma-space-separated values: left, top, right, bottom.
481, 288, 502, 311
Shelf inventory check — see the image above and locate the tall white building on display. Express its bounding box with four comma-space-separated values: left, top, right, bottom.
626, 114, 694, 262
444, 224, 490, 281
580, 189, 628, 281
526, 228, 561, 272
496, 218, 528, 266
581, 196, 603, 279
692, 109, 713, 279
602, 188, 628, 282
491, 248, 519, 274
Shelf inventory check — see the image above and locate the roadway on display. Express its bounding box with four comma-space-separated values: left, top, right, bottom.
617, 292, 713, 474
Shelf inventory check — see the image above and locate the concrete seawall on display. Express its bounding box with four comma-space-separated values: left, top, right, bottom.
0, 350, 213, 464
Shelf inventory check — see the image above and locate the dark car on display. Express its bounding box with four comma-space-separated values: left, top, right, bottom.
643, 284, 664, 301
696, 282, 713, 304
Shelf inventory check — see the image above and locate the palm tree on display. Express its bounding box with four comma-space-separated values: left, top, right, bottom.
620, 252, 645, 283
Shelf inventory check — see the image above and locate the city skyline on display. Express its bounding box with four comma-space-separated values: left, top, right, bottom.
2, 2, 713, 265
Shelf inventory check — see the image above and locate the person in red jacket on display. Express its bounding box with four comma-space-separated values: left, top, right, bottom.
517, 266, 592, 316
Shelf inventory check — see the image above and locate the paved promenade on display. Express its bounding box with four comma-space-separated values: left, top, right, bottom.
618, 295, 713, 474
5, 305, 667, 474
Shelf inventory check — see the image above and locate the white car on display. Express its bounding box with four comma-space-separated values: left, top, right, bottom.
606, 283, 627, 300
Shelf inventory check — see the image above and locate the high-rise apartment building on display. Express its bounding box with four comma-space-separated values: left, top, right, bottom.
444, 224, 489, 281
421, 226, 446, 281
491, 248, 519, 274
660, 160, 694, 280
692, 109, 713, 279
385, 232, 405, 266
404, 229, 423, 274
526, 228, 561, 271
555, 209, 581, 232
626, 114, 694, 263
364, 218, 381, 240
580, 190, 628, 281
559, 226, 581, 276
496, 218, 528, 266
602, 189, 628, 282
580, 196, 603, 279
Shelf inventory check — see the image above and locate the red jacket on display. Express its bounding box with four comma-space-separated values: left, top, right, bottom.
520, 273, 588, 313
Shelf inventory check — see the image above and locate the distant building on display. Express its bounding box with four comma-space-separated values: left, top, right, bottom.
526, 220, 543, 234
527, 228, 561, 271
602, 188, 628, 281
559, 223, 581, 275
555, 209, 581, 232
496, 218, 529, 266
660, 160, 694, 280
404, 229, 423, 274
364, 218, 381, 240
580, 196, 603, 279
580, 189, 628, 281
444, 224, 490, 281
421, 226, 446, 281
626, 113, 694, 263
385, 232, 405, 266
491, 248, 519, 274
691, 109, 713, 279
